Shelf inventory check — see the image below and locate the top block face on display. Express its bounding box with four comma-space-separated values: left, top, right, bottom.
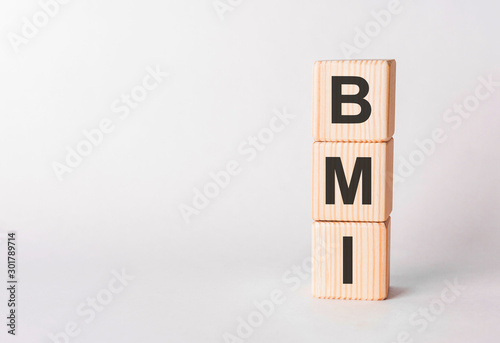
313, 60, 396, 142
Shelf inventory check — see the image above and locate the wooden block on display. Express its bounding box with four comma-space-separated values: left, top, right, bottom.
312, 60, 396, 142
312, 218, 391, 300
312, 139, 393, 222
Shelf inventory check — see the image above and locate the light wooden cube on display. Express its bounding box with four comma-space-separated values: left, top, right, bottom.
312, 219, 391, 300
312, 60, 396, 142
312, 139, 393, 222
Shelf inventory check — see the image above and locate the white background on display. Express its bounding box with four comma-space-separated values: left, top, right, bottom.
1, 0, 500, 342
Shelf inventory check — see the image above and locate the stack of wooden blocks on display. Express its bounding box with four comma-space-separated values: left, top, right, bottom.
312, 60, 396, 300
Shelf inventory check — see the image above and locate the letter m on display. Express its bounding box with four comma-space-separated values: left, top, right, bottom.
325, 157, 371, 205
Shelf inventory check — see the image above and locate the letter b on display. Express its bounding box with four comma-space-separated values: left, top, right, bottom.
331, 76, 371, 124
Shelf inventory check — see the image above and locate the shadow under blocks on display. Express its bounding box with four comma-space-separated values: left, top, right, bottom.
312, 60, 396, 300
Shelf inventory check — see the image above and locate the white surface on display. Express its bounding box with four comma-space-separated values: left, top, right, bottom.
0, 0, 499, 342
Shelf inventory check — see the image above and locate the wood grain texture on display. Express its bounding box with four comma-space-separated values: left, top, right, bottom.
312, 60, 396, 142
312, 218, 391, 300
312, 139, 393, 222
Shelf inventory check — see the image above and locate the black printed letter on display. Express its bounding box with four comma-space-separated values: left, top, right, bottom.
325, 157, 372, 205
332, 76, 371, 123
